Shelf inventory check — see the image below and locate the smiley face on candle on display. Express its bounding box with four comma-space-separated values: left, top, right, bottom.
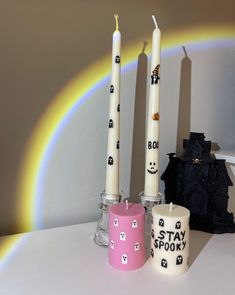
147, 162, 158, 174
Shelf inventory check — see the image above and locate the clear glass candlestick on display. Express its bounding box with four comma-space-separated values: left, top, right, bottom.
94, 191, 122, 247
139, 191, 165, 257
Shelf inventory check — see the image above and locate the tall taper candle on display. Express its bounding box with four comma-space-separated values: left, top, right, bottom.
144, 15, 161, 198
105, 15, 121, 195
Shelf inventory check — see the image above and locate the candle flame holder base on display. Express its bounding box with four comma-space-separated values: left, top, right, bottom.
94, 191, 122, 247
139, 191, 165, 257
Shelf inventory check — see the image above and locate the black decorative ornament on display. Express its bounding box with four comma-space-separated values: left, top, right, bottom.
176, 255, 183, 265
108, 156, 114, 165
109, 119, 114, 128
175, 221, 181, 229
116, 141, 119, 149
110, 85, 114, 93
161, 259, 167, 268
151, 248, 154, 258
117, 104, 120, 112
161, 132, 235, 234
159, 218, 164, 227
115, 55, 120, 63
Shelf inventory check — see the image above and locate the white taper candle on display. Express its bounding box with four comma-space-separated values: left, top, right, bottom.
144, 15, 161, 198
105, 15, 121, 195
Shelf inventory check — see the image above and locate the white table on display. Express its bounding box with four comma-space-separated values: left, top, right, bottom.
0, 222, 235, 295
214, 150, 235, 165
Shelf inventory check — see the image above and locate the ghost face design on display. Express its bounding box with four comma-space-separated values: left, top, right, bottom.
132, 220, 138, 228
109, 119, 114, 128
115, 55, 120, 63
121, 254, 128, 264
114, 218, 118, 227
110, 240, 114, 249
110, 85, 114, 93
134, 242, 140, 251
108, 156, 114, 165
161, 259, 167, 268
147, 162, 158, 174
176, 255, 183, 265
175, 221, 181, 229
120, 232, 126, 241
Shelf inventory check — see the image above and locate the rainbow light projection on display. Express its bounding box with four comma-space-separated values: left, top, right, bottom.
1, 25, 233, 267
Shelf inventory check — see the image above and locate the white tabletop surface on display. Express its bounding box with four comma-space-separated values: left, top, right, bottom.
214, 150, 235, 164
0, 222, 235, 295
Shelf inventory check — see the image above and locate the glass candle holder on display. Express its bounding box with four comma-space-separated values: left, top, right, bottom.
94, 191, 122, 247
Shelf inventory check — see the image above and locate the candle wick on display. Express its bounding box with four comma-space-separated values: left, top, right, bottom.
114, 14, 119, 31
152, 15, 158, 29
125, 200, 128, 210
169, 202, 173, 211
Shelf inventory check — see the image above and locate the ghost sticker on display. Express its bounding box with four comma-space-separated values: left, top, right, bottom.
161, 259, 167, 268
176, 255, 183, 265
121, 254, 128, 264
116, 141, 119, 149
159, 218, 164, 227
117, 104, 120, 112
109, 119, 113, 128
110, 85, 114, 93
132, 220, 138, 228
120, 232, 126, 241
110, 240, 114, 249
115, 55, 120, 63
108, 156, 114, 165
134, 242, 140, 251
147, 162, 158, 174
175, 221, 181, 229
114, 218, 118, 227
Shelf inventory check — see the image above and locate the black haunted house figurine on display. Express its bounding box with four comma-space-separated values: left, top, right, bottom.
161, 132, 235, 233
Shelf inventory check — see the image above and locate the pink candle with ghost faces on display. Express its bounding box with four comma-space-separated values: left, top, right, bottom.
109, 202, 145, 271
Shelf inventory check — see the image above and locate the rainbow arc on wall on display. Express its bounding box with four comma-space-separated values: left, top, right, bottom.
17, 24, 235, 233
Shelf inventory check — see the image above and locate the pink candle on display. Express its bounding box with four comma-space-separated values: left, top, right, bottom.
108, 202, 145, 270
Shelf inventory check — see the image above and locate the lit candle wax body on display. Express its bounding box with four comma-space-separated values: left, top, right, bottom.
105, 16, 121, 195
151, 204, 190, 275
109, 203, 145, 270
144, 17, 161, 198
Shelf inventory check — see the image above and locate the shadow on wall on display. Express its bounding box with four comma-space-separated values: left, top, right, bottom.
176, 46, 192, 157
129, 42, 148, 201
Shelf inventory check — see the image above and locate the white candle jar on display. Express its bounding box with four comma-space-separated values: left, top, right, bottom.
151, 204, 190, 275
